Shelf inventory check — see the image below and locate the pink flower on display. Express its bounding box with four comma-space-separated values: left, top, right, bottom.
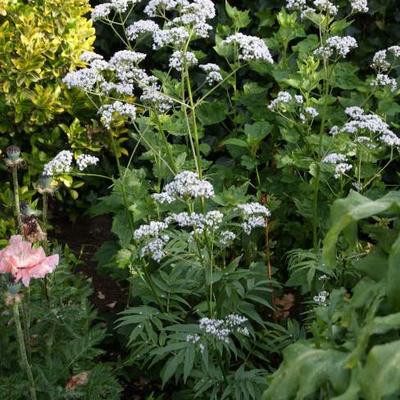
0, 235, 59, 287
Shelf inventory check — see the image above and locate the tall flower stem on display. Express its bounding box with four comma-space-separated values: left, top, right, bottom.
13, 300, 37, 400
12, 167, 23, 234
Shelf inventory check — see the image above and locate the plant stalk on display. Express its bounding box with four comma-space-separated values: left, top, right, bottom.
13, 301, 37, 400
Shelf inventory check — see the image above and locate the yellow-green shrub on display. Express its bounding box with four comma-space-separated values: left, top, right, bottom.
0, 0, 95, 134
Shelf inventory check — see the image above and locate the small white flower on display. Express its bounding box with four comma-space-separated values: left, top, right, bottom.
313, 290, 329, 306
134, 221, 168, 240
152, 171, 214, 203
334, 162, 352, 179
63, 68, 104, 92
313, 0, 338, 15
169, 51, 198, 71
153, 27, 189, 49
109, 50, 146, 68
268, 91, 293, 111
80, 51, 104, 64
322, 153, 347, 164
140, 235, 170, 262
126, 20, 160, 40
222, 33, 273, 63
140, 86, 173, 113
76, 154, 100, 171
199, 63, 223, 85
43, 151, 74, 176
351, 0, 368, 13
314, 36, 358, 58
371, 74, 398, 92
98, 101, 137, 129
371, 49, 390, 71
220, 230, 236, 246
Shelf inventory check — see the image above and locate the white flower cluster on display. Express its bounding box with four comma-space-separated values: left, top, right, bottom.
313, 290, 329, 306
141, 235, 170, 262
144, 0, 188, 17
43, 150, 73, 176
168, 211, 223, 234
98, 101, 137, 129
199, 314, 249, 343
91, 0, 138, 21
63, 68, 104, 92
371, 73, 398, 92
140, 86, 173, 113
371, 46, 400, 72
134, 221, 168, 240
152, 171, 214, 203
268, 91, 303, 111
351, 0, 368, 13
220, 230, 236, 246
109, 50, 146, 68
222, 33, 273, 63
199, 64, 223, 85
322, 153, 347, 164
80, 51, 104, 64
171, 0, 215, 38
287, 0, 368, 16
237, 203, 270, 235
300, 107, 319, 122
322, 153, 352, 179
153, 27, 189, 49
169, 51, 198, 71
76, 154, 100, 171
286, 0, 306, 10
134, 221, 170, 262
126, 20, 160, 40
341, 107, 400, 147
313, 0, 337, 15
314, 36, 358, 59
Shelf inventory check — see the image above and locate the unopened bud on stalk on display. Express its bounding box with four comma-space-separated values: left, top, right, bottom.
5, 145, 24, 168
37, 174, 55, 195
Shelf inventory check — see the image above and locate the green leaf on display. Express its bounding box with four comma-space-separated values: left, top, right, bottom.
183, 346, 195, 383
223, 138, 249, 148
225, 1, 251, 29
360, 340, 400, 400
244, 121, 271, 145
387, 234, 400, 309
263, 342, 349, 400
197, 100, 229, 125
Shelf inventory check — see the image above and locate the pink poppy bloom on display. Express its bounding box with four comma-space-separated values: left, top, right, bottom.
0, 235, 59, 287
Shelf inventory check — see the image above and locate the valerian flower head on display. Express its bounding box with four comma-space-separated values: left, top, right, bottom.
134, 221, 168, 240
268, 91, 293, 111
140, 85, 173, 113
237, 203, 270, 235
199, 314, 249, 343
169, 50, 198, 71
63, 68, 104, 92
144, 0, 189, 17
126, 20, 160, 41
350, 0, 368, 13
76, 154, 100, 171
152, 171, 214, 203
153, 27, 190, 49
80, 51, 104, 64
313, 0, 338, 15
98, 101, 137, 129
371, 73, 398, 92
313, 290, 329, 306
222, 33, 273, 63
314, 36, 358, 59
43, 150, 74, 176
199, 63, 223, 85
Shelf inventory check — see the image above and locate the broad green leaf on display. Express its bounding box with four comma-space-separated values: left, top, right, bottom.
387, 234, 400, 309
225, 1, 250, 29
360, 340, 400, 400
197, 100, 228, 125
263, 342, 349, 400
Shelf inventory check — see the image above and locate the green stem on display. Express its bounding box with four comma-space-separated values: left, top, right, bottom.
14, 301, 37, 400
12, 167, 23, 234
154, 112, 177, 173
41, 193, 50, 304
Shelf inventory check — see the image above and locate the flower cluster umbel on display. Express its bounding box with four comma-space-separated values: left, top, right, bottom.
133, 171, 270, 262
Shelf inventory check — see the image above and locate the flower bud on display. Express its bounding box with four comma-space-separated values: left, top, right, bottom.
6, 145, 21, 161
